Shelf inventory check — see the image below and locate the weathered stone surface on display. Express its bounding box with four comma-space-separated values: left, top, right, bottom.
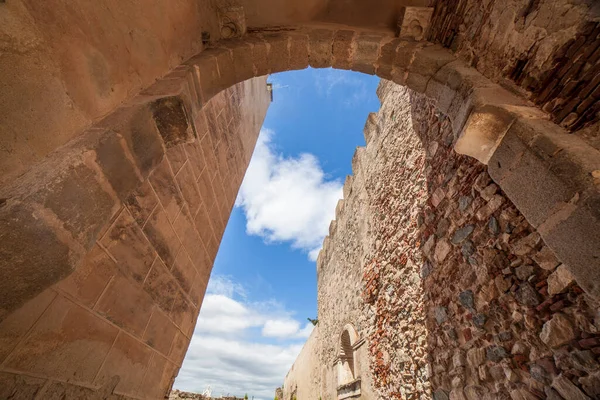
3, 16, 598, 396
308, 29, 334, 69
486, 345, 509, 362
151, 97, 194, 147
3, 295, 118, 384
533, 246, 560, 271
467, 348, 485, 367
94, 273, 154, 337
429, 0, 599, 131
0, 204, 74, 320
101, 210, 156, 284
435, 238, 452, 262
547, 265, 575, 296
451, 225, 474, 244
540, 313, 576, 348
434, 306, 449, 325
580, 371, 600, 398
458, 290, 475, 311
515, 282, 541, 306
0, 77, 270, 399
552, 374, 591, 400
473, 314, 486, 328
515, 264, 534, 281
282, 82, 600, 400
433, 389, 450, 400
101, 105, 165, 179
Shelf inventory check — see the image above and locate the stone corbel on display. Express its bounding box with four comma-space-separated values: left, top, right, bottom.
219, 5, 247, 39
397, 6, 434, 41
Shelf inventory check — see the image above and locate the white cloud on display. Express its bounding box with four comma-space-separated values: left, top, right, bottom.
314, 68, 370, 107
262, 319, 314, 339
177, 335, 302, 400
236, 128, 343, 260
194, 294, 259, 334
175, 276, 312, 399
207, 275, 247, 298
297, 322, 314, 338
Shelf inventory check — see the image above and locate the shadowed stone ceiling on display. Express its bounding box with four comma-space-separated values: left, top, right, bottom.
235, 0, 432, 29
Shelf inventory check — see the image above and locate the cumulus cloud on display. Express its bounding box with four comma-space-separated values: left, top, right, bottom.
177, 336, 302, 400
262, 319, 314, 339
236, 129, 343, 260
175, 276, 312, 399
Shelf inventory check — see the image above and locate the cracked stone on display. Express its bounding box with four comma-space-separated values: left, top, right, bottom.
540, 313, 576, 348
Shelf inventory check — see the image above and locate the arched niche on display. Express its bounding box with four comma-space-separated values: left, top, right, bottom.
336, 324, 362, 399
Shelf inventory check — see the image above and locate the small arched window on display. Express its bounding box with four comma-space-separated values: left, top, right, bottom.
339, 330, 354, 382
336, 324, 362, 399
337, 324, 359, 386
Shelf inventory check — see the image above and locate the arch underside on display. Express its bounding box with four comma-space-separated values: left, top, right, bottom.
0, 24, 598, 400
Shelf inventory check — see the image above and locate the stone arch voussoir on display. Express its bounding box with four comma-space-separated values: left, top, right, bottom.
144, 27, 547, 168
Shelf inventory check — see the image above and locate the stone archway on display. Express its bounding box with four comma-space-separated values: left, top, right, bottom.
0, 23, 598, 400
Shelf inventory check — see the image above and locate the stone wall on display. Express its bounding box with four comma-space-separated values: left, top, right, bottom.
284, 80, 600, 399
429, 0, 600, 133
0, 77, 270, 400
368, 81, 600, 399
284, 328, 321, 400
0, 0, 222, 187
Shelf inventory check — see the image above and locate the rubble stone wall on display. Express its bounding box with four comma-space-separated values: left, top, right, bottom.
429, 0, 600, 133
284, 80, 600, 400
0, 77, 270, 400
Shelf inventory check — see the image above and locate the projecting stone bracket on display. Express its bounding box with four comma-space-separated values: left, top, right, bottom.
397, 6, 434, 41
218, 5, 247, 39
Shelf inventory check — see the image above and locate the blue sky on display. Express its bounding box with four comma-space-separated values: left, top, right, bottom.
174, 68, 380, 399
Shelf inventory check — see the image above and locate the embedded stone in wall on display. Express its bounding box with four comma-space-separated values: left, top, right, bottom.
219, 6, 247, 39
428, 0, 600, 132
397, 7, 433, 41
540, 313, 576, 348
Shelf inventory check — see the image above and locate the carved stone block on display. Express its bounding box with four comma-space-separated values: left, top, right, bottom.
219, 5, 246, 39
397, 7, 434, 41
